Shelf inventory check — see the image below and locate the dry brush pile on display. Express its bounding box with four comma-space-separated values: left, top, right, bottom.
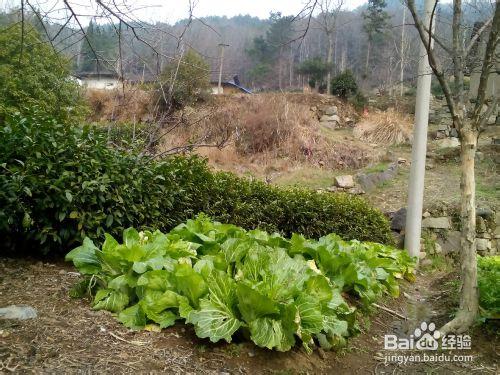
353, 109, 413, 145
159, 93, 375, 170
86, 86, 154, 123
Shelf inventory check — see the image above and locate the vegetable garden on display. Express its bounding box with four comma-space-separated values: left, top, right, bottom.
66, 215, 415, 353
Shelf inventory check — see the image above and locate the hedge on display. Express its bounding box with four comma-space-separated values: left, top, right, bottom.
0, 112, 393, 256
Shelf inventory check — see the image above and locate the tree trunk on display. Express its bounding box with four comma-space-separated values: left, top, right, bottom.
400, 6, 406, 96
278, 46, 283, 90
440, 127, 479, 335
364, 39, 371, 77
326, 33, 334, 95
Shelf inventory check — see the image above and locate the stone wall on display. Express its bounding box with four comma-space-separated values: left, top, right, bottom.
389, 204, 499, 256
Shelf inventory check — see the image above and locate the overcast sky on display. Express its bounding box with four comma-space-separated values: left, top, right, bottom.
145, 0, 368, 23
1, 0, 369, 24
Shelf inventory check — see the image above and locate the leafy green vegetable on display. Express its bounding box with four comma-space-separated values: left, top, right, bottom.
67, 215, 415, 352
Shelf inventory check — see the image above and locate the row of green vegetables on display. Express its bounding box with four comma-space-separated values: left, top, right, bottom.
66, 215, 416, 353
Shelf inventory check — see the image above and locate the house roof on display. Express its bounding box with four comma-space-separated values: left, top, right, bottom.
73, 71, 120, 79
222, 81, 252, 94
210, 80, 252, 94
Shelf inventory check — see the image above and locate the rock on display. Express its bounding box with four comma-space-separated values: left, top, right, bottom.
391, 208, 407, 232
476, 207, 494, 219
437, 231, 461, 254
477, 216, 487, 233
422, 211, 431, 218
422, 217, 451, 229
392, 231, 405, 249
320, 121, 338, 130
421, 259, 433, 267
475, 152, 484, 162
334, 175, 355, 188
356, 162, 398, 192
0, 305, 37, 320
437, 124, 449, 131
493, 239, 499, 254
488, 115, 496, 125
476, 238, 491, 252
436, 137, 460, 149
434, 243, 443, 254
347, 186, 365, 195
419, 252, 427, 259
317, 347, 327, 359
320, 114, 340, 124
450, 128, 459, 138
479, 233, 491, 239
397, 158, 407, 165
324, 106, 338, 116
345, 117, 354, 126
494, 226, 500, 239
435, 131, 446, 139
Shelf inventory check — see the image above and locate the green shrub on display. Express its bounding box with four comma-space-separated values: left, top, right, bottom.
158, 50, 211, 110
0, 112, 392, 256
431, 78, 444, 98
478, 255, 500, 319
349, 92, 368, 111
330, 70, 358, 99
0, 23, 86, 122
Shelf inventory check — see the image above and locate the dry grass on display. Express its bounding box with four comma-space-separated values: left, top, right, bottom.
86, 86, 154, 123
158, 93, 377, 170
353, 109, 413, 145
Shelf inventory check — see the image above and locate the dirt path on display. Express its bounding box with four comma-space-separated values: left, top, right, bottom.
0, 258, 497, 374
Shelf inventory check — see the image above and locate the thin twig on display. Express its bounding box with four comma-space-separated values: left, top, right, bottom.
373, 303, 407, 320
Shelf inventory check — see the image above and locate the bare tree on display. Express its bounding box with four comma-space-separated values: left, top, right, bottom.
406, 0, 499, 334
316, 0, 345, 94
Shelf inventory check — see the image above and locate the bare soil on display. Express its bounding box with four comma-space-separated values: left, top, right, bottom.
1, 258, 497, 374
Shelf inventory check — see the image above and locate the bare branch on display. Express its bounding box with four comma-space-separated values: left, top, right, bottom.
464, 16, 493, 57
472, 1, 500, 127
62, 0, 101, 74
406, 0, 458, 120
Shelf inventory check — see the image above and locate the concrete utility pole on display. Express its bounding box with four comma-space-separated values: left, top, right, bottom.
400, 5, 406, 97
217, 43, 229, 95
404, 0, 437, 259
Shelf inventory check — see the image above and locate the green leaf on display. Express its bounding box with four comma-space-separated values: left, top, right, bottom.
247, 316, 296, 351
146, 309, 177, 328
175, 264, 208, 306
123, 227, 140, 248
305, 275, 333, 305
118, 304, 147, 330
92, 289, 129, 313
186, 271, 242, 343
178, 295, 194, 319
322, 316, 348, 338
65, 190, 73, 203
108, 274, 137, 290
141, 289, 179, 313
137, 270, 175, 291
65, 237, 101, 274
236, 283, 279, 322
133, 256, 166, 274
105, 214, 114, 227
187, 297, 242, 343
102, 233, 119, 252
